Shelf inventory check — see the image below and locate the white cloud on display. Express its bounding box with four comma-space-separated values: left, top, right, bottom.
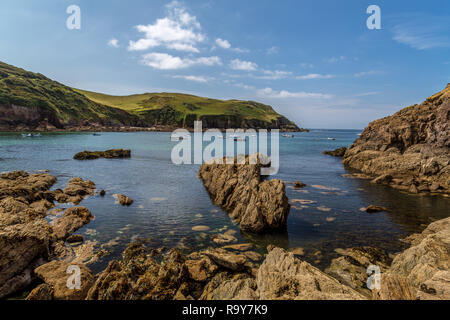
324, 56, 345, 63
257, 87, 333, 99
108, 38, 119, 48
267, 46, 279, 54
142, 53, 221, 70
172, 75, 212, 82
354, 70, 385, 77
257, 70, 292, 80
229, 59, 258, 71
300, 62, 314, 68
296, 73, 335, 80
392, 16, 450, 50
128, 1, 205, 53
215, 38, 231, 49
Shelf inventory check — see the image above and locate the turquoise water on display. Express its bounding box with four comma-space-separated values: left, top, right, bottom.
1, 130, 449, 271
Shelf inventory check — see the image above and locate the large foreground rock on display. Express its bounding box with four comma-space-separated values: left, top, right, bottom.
256, 247, 365, 300
198, 155, 290, 233
33, 260, 94, 300
0, 171, 97, 298
343, 84, 450, 194
376, 217, 450, 300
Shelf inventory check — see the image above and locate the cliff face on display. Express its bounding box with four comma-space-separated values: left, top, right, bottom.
343, 84, 450, 194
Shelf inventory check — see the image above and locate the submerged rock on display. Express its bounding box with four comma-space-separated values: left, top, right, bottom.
343, 84, 450, 195
362, 205, 388, 213
73, 149, 131, 160
293, 181, 307, 188
323, 147, 347, 157
198, 154, 290, 233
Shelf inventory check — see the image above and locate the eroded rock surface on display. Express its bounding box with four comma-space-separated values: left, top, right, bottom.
198, 155, 290, 233
343, 84, 450, 194
0, 171, 97, 298
380, 217, 450, 300
73, 149, 131, 160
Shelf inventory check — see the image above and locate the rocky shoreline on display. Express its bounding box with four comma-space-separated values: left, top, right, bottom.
1, 169, 448, 300
342, 84, 449, 195
0, 125, 309, 133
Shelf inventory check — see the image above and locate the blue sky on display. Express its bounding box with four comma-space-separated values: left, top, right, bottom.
0, 0, 449, 129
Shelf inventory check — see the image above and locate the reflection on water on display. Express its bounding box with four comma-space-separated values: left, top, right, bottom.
0, 130, 448, 272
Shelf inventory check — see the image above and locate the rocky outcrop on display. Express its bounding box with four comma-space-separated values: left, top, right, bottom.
323, 147, 347, 157
50, 207, 94, 240
343, 84, 450, 194
73, 149, 131, 160
115, 194, 134, 206
376, 217, 450, 300
0, 170, 97, 298
33, 260, 94, 300
53, 177, 96, 204
325, 247, 392, 297
256, 247, 365, 300
198, 155, 290, 233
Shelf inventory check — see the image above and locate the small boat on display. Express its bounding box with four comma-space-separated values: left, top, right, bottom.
282, 134, 294, 138
93, 133, 101, 136
21, 133, 41, 137
327, 137, 336, 141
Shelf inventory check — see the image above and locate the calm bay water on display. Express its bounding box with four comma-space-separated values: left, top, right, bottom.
1, 130, 449, 272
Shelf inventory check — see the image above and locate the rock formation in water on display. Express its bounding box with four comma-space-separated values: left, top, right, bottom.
323, 147, 347, 157
343, 84, 450, 194
198, 155, 290, 233
73, 149, 131, 160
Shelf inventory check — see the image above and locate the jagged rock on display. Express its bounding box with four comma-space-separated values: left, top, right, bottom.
372, 274, 416, 300
371, 174, 393, 185
66, 234, 84, 244
34, 260, 94, 300
0, 220, 51, 298
323, 147, 347, 157
51, 207, 94, 240
26, 283, 54, 300
385, 217, 450, 300
198, 155, 290, 233
222, 243, 254, 251
185, 257, 218, 282
256, 247, 365, 300
325, 247, 391, 296
203, 248, 248, 272
343, 84, 450, 195
73, 149, 131, 160
199, 272, 258, 300
363, 205, 388, 213
293, 181, 307, 188
211, 230, 238, 245
115, 194, 133, 206
87, 244, 189, 300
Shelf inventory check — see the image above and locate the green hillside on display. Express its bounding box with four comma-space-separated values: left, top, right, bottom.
0, 61, 301, 131
0, 61, 135, 129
